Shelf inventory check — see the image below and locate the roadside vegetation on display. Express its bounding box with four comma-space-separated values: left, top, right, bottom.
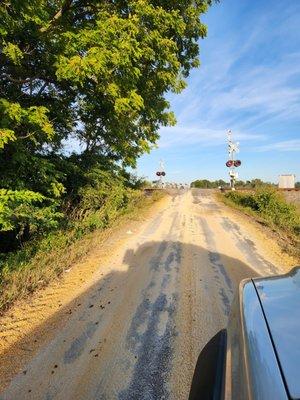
222, 188, 300, 257
190, 178, 285, 189
0, 1, 217, 311
0, 185, 164, 312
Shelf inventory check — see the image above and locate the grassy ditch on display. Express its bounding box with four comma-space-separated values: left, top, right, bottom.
0, 189, 165, 313
221, 188, 300, 257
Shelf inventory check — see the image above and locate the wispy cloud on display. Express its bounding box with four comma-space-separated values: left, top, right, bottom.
159, 126, 267, 148
171, 2, 300, 136
256, 139, 300, 152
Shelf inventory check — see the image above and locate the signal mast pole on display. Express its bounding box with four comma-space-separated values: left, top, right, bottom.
159, 159, 164, 187
226, 130, 240, 190
156, 159, 166, 188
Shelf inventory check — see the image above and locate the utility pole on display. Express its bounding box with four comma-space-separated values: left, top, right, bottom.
226, 130, 241, 190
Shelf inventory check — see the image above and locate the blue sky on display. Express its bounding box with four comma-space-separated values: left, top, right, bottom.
136, 0, 300, 184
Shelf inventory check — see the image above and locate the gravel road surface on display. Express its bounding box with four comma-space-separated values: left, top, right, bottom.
0, 189, 285, 400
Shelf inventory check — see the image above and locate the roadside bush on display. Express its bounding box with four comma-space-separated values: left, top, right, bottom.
71, 168, 140, 232
0, 189, 63, 252
0, 189, 62, 233
0, 158, 147, 253
226, 191, 259, 211
225, 188, 300, 236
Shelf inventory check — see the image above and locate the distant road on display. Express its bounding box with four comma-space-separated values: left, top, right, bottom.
1, 189, 284, 400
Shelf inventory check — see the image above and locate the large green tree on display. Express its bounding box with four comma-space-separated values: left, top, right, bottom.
0, 0, 214, 237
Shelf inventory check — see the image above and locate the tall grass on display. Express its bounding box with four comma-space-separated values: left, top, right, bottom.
224, 188, 300, 238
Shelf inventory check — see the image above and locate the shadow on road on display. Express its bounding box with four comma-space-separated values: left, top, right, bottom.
1, 240, 260, 399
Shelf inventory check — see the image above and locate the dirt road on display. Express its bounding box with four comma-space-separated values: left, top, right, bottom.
0, 189, 292, 400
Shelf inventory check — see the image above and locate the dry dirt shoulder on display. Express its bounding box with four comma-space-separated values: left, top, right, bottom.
215, 192, 299, 270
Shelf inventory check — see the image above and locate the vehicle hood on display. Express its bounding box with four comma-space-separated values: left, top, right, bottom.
253, 267, 300, 400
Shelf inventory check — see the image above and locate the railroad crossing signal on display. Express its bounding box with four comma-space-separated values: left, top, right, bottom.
156, 160, 166, 187
226, 130, 241, 190
226, 159, 241, 168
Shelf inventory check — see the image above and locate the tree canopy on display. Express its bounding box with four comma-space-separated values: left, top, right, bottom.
0, 0, 214, 244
